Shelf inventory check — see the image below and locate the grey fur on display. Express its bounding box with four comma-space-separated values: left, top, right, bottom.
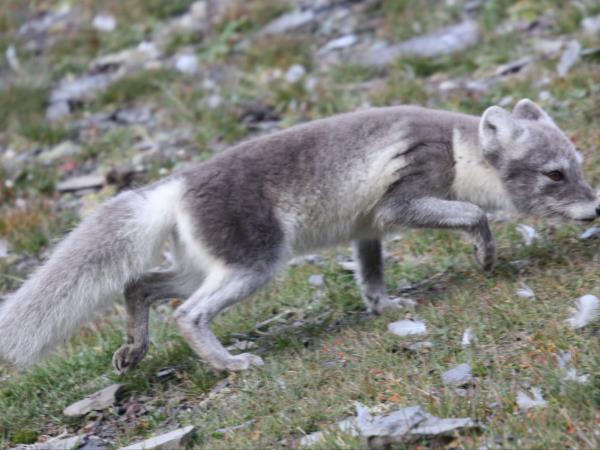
0, 101, 597, 372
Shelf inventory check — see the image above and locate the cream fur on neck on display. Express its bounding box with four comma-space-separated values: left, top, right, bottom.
451, 128, 516, 213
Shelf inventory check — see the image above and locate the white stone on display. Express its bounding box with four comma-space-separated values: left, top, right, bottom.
557, 40, 581, 77
175, 53, 199, 75
319, 34, 358, 53
119, 425, 195, 450
308, 274, 325, 287
516, 283, 535, 299
262, 10, 315, 35
63, 384, 122, 417
285, 64, 306, 84
57, 174, 105, 193
579, 226, 600, 240
442, 363, 473, 387
388, 320, 427, 337
92, 14, 116, 32
582, 15, 600, 35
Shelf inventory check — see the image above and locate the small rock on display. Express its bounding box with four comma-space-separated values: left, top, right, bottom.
510, 259, 529, 272
516, 388, 547, 412
461, 328, 476, 347
308, 274, 325, 287
358, 20, 479, 67
92, 14, 116, 32
262, 10, 316, 35
214, 419, 256, 435
156, 367, 177, 380
30, 435, 86, 450
442, 363, 473, 387
39, 141, 81, 164
51, 74, 114, 103
46, 101, 71, 121
79, 436, 108, 450
532, 38, 564, 57
289, 254, 322, 266
579, 226, 600, 240
355, 403, 479, 448
318, 34, 358, 53
299, 418, 358, 447
6, 45, 21, 72
516, 223, 539, 246
113, 107, 153, 124
63, 383, 123, 417
119, 425, 195, 450
175, 53, 199, 75
582, 15, 600, 35
538, 90, 553, 102
338, 260, 357, 272
57, 174, 105, 192
0, 239, 8, 259
388, 320, 427, 337
496, 56, 534, 76
516, 283, 535, 299
557, 40, 581, 77
285, 64, 306, 84
206, 94, 222, 109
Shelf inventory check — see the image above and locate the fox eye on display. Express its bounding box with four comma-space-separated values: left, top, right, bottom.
545, 170, 564, 182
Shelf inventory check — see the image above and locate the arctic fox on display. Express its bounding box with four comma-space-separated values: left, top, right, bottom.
0, 99, 598, 373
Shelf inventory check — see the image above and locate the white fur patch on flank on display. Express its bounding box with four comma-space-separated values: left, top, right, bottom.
451, 128, 516, 213
174, 202, 229, 279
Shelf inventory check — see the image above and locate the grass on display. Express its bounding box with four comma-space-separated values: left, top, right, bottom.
2, 0, 600, 448
3, 225, 600, 448
99, 69, 180, 106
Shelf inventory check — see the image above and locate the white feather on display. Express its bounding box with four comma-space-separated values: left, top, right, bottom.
565, 294, 600, 329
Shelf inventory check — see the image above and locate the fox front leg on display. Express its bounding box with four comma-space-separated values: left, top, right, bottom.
377, 196, 495, 272
352, 239, 415, 314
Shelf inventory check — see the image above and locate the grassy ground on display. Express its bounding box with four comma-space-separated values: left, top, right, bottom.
1, 0, 600, 449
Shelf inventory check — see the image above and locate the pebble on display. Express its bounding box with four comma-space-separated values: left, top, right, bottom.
308, 274, 325, 287
119, 425, 195, 450
92, 14, 116, 32
175, 53, 199, 75
442, 363, 473, 387
63, 384, 123, 417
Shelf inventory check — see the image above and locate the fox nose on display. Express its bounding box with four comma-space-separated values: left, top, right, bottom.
596, 205, 600, 217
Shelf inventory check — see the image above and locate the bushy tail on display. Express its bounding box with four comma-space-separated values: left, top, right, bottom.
0, 178, 183, 366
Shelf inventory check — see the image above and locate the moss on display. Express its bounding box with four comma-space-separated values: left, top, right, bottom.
10, 429, 38, 444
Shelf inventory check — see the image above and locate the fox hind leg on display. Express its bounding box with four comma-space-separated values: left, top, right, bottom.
112, 270, 199, 374
174, 265, 275, 371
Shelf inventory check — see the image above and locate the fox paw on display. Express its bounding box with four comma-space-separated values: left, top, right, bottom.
474, 241, 495, 272
216, 353, 264, 372
369, 296, 416, 315
112, 344, 147, 375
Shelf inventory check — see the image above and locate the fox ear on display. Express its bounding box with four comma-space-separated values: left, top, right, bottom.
513, 99, 557, 127
479, 106, 518, 146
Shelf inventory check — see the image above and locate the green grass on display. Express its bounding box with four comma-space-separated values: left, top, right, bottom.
99, 69, 180, 106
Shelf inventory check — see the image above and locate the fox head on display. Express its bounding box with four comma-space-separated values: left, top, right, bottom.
479, 99, 599, 222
